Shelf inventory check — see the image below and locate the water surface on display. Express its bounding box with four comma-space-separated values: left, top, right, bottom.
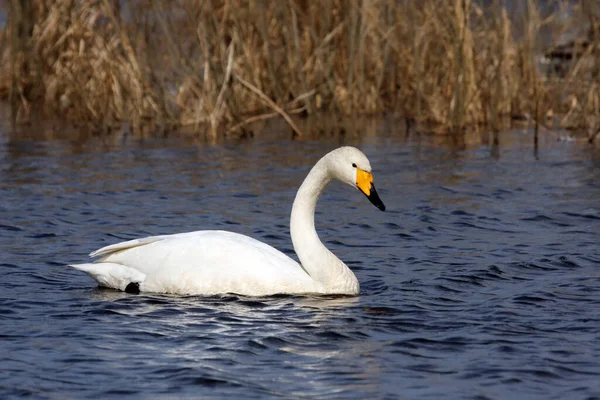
1, 126, 599, 399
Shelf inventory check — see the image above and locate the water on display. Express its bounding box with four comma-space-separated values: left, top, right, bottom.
1, 124, 599, 399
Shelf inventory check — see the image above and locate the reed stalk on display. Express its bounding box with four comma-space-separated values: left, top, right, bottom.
0, 0, 597, 139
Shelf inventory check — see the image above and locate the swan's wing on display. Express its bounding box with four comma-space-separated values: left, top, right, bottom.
90, 230, 294, 263
90, 234, 177, 258
80, 230, 314, 295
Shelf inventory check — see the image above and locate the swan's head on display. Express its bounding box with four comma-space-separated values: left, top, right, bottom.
325, 146, 386, 211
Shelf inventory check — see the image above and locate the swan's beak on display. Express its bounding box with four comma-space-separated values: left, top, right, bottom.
356, 168, 386, 211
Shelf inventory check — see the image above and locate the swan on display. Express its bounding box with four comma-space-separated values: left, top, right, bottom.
69, 146, 385, 296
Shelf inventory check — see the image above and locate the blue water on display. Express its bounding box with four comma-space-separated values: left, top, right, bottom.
0, 125, 599, 399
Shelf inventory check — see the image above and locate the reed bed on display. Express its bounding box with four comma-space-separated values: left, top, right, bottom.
0, 0, 598, 140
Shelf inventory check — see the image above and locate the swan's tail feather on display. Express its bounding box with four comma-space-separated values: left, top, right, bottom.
69, 262, 146, 292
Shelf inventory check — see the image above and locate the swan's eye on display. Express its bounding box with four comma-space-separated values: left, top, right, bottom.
352, 163, 357, 168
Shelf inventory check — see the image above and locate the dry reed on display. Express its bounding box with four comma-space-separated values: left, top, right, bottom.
0, 0, 598, 139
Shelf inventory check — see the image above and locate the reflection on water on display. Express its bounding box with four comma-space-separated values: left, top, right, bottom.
1, 116, 600, 399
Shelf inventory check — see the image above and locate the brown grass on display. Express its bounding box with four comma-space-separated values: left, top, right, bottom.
0, 0, 599, 140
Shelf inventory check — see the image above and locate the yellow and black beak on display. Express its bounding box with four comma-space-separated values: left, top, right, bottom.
356, 168, 386, 211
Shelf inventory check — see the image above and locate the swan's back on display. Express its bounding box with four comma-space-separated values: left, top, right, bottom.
72, 231, 316, 295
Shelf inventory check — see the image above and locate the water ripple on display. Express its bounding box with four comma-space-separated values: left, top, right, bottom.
1, 134, 599, 399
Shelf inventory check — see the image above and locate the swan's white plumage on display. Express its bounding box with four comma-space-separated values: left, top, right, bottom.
86, 231, 315, 295
69, 146, 385, 296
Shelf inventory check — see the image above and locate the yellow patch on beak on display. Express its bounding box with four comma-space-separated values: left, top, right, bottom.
356, 168, 373, 196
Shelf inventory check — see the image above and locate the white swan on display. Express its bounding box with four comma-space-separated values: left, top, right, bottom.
69, 146, 385, 296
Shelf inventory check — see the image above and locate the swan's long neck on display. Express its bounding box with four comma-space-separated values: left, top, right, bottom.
290, 158, 359, 294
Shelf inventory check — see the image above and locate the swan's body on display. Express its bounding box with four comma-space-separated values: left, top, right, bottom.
70, 146, 385, 296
